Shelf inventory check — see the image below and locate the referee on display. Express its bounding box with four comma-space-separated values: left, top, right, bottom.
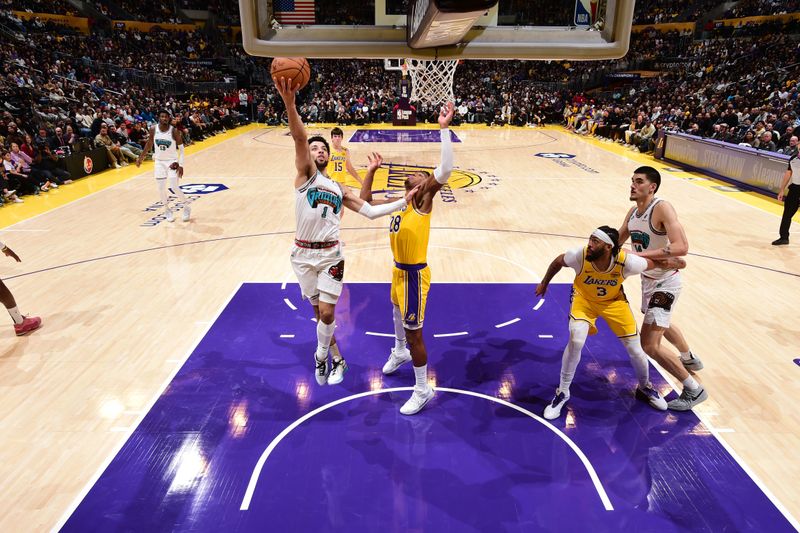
773, 154, 800, 245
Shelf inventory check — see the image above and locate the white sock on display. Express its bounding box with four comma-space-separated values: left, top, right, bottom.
392, 305, 407, 352
413, 364, 428, 391
682, 376, 699, 391
315, 320, 335, 361
680, 350, 692, 361
329, 342, 342, 362
7, 306, 23, 325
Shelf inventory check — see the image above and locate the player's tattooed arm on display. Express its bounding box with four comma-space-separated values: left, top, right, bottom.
535, 254, 567, 296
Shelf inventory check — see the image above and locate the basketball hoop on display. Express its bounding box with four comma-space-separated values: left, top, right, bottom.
404, 58, 458, 106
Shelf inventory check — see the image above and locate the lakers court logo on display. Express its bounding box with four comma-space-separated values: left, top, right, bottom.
346, 163, 490, 203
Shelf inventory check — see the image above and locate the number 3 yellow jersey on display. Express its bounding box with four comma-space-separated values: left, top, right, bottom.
389, 203, 430, 265
329, 148, 348, 183
572, 247, 628, 303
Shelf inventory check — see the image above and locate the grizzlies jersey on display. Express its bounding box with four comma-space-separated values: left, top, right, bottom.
153, 125, 177, 161
295, 171, 343, 242
328, 148, 348, 183
573, 247, 628, 303
627, 198, 673, 280
390, 202, 430, 265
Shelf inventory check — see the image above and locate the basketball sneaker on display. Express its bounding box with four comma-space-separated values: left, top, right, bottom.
400, 386, 434, 415
328, 358, 348, 385
182, 206, 191, 222
680, 352, 704, 372
165, 209, 175, 223
382, 346, 412, 375
314, 354, 329, 385
635, 384, 668, 411
667, 387, 708, 411
14, 315, 42, 336
543, 390, 569, 420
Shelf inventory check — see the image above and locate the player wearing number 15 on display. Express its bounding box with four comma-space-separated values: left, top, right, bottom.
535, 226, 686, 420
328, 128, 363, 187
359, 102, 455, 415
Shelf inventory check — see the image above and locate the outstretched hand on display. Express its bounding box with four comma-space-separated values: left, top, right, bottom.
367, 152, 383, 173
535, 283, 547, 297
438, 101, 455, 128
273, 76, 301, 105
404, 184, 421, 204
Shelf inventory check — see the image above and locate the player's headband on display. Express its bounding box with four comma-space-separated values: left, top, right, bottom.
592, 228, 614, 246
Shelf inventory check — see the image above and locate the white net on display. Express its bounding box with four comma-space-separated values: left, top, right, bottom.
404, 58, 458, 106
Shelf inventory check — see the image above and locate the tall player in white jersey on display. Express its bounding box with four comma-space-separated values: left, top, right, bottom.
274, 76, 418, 386
618, 166, 708, 411
136, 110, 191, 223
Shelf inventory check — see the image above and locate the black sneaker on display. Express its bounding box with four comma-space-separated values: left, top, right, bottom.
772, 238, 789, 245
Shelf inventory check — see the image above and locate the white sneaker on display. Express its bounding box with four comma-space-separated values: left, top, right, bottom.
543, 390, 569, 420
182, 206, 191, 222
50, 183, 58, 189
328, 358, 347, 385
382, 347, 412, 375
165, 209, 175, 222
314, 354, 329, 385
400, 386, 434, 415
635, 384, 668, 411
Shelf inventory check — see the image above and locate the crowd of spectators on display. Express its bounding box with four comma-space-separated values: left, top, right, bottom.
2, 0, 77, 16
724, 0, 800, 18
115, 0, 184, 23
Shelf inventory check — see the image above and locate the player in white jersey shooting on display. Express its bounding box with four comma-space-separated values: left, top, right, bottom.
274, 76, 418, 386
136, 110, 191, 223
618, 166, 708, 411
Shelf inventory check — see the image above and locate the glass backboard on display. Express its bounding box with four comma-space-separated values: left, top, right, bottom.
240, 0, 635, 60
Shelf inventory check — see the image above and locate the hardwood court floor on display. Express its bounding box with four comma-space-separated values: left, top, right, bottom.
0, 124, 798, 530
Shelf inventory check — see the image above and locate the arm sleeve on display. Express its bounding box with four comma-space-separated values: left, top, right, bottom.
433, 128, 454, 184
0, 240, 5, 249
623, 253, 649, 277
358, 198, 407, 220
563, 247, 583, 273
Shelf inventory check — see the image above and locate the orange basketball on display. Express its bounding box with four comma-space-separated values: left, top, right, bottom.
270, 57, 311, 90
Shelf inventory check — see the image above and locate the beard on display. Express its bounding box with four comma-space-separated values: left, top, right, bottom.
315, 159, 328, 170
586, 248, 604, 261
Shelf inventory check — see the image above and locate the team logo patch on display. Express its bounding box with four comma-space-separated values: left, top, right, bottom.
83, 156, 93, 174
649, 291, 675, 311
328, 261, 344, 282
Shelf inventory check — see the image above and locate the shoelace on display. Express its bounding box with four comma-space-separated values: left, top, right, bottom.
315, 359, 326, 375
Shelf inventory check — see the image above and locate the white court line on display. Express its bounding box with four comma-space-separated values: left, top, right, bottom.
538, 334, 554, 339
283, 298, 297, 311
279, 334, 295, 339
280, 282, 287, 290
649, 362, 800, 530
495, 318, 521, 328
365, 331, 395, 337
533, 299, 545, 311
433, 332, 469, 338
310, 317, 317, 322
51, 281, 244, 533
239, 386, 613, 512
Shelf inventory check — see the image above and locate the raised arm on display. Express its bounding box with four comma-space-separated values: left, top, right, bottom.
423, 102, 455, 196
136, 127, 155, 167
359, 152, 383, 202
274, 76, 315, 186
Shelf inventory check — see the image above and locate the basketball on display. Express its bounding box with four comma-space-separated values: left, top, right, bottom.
270, 57, 311, 90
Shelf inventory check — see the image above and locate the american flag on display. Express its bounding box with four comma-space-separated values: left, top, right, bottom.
274, 0, 315, 24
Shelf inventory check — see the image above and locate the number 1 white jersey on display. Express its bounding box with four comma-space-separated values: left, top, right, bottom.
295, 171, 344, 243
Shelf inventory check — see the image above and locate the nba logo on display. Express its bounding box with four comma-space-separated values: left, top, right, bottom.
574, 0, 598, 26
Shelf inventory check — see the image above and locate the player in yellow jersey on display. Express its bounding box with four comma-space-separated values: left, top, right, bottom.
535, 226, 685, 420
328, 128, 363, 187
359, 102, 455, 415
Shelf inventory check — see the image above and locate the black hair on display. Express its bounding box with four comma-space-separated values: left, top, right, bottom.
596, 225, 621, 257
634, 165, 661, 193
158, 109, 171, 117
330, 127, 343, 137
308, 135, 330, 153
